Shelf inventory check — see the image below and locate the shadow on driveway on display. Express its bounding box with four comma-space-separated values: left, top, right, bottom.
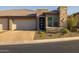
0, 40, 79, 53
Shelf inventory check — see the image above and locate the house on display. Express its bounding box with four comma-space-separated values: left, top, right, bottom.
0, 6, 67, 31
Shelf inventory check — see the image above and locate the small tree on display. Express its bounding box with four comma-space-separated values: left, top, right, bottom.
67, 15, 78, 32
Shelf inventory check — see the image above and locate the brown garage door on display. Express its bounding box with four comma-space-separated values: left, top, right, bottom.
0, 18, 9, 30
14, 18, 36, 30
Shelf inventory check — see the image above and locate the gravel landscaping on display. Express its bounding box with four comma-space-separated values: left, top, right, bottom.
35, 31, 79, 39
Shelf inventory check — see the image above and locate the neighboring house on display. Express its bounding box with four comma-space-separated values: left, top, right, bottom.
0, 6, 67, 31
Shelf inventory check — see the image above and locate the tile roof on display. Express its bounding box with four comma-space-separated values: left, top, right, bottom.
0, 9, 36, 16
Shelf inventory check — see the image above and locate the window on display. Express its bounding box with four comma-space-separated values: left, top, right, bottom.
53, 16, 59, 27
48, 16, 59, 27
48, 17, 52, 27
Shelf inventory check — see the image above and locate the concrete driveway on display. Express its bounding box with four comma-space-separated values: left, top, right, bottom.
0, 30, 36, 44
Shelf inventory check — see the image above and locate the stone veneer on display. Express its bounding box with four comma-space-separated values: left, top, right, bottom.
58, 6, 67, 27
36, 7, 67, 31
46, 6, 67, 32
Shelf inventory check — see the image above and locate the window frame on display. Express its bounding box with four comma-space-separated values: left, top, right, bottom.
48, 16, 53, 27
47, 15, 59, 27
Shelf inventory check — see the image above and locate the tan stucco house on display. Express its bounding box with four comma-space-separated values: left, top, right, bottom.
0, 6, 67, 31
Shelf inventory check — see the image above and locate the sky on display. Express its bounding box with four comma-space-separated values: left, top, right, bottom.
0, 6, 79, 15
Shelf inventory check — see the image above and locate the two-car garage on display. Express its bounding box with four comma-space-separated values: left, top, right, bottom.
14, 18, 36, 30
0, 17, 37, 30
0, 9, 37, 30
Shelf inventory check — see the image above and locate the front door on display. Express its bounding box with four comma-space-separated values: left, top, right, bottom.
39, 17, 45, 30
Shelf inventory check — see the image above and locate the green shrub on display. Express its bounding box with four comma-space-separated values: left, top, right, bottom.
67, 15, 78, 32
39, 31, 45, 38
60, 28, 69, 35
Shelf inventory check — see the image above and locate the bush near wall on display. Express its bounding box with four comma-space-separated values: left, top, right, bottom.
60, 28, 69, 35
67, 15, 78, 32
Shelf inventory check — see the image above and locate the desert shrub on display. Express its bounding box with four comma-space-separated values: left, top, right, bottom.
60, 28, 69, 35
67, 15, 78, 32
39, 31, 45, 38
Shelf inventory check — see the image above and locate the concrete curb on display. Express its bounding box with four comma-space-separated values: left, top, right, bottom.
23, 36, 79, 44
0, 36, 79, 45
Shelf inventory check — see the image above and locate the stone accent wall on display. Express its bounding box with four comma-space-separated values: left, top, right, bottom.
46, 27, 63, 33
58, 6, 67, 27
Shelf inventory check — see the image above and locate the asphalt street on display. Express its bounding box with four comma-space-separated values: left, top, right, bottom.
0, 39, 79, 53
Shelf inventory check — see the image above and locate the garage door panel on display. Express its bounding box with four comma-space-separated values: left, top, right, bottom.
0, 18, 8, 30
14, 19, 36, 30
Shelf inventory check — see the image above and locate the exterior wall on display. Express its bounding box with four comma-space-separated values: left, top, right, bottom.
12, 17, 36, 30
9, 18, 14, 30
0, 17, 36, 30
0, 18, 8, 30
58, 6, 67, 27
0, 7, 67, 31
36, 9, 48, 30
45, 14, 59, 32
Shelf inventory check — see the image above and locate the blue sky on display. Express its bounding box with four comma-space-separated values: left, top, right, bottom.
0, 6, 79, 15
